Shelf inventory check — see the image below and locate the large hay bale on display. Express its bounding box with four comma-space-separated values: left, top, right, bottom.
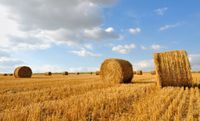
3, 73, 8, 76
154, 50, 193, 87
14, 66, 32, 78
9, 74, 13, 76
100, 58, 133, 83
46, 72, 52, 76
136, 70, 143, 75
76, 72, 80, 75
63, 71, 68, 75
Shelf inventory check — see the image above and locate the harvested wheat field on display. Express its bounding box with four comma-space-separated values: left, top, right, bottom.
0, 73, 199, 121
0, 0, 200, 120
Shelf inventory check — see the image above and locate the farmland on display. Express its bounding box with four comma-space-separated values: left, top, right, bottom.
0, 73, 199, 121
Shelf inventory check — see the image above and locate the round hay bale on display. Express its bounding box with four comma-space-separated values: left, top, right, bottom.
136, 70, 143, 75
9, 74, 13, 76
63, 71, 68, 75
96, 71, 100, 75
90, 72, 93, 75
100, 58, 133, 83
76, 72, 80, 75
14, 66, 32, 78
3, 73, 8, 76
46, 72, 52, 76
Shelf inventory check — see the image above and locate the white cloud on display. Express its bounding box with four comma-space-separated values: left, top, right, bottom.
112, 44, 136, 54
105, 27, 114, 33
84, 44, 93, 50
0, 5, 47, 52
129, 27, 141, 34
0, 0, 104, 31
0, 33, 53, 51
70, 49, 101, 57
84, 27, 120, 41
140, 45, 147, 50
0, 55, 24, 73
133, 60, 154, 71
0, 0, 118, 52
155, 7, 168, 16
151, 44, 162, 50
140, 44, 163, 51
189, 54, 200, 71
160, 22, 181, 31
0, 50, 9, 57
43, 29, 83, 46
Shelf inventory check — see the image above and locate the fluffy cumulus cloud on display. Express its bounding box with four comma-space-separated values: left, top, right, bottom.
129, 28, 141, 34
0, 0, 103, 30
84, 27, 120, 41
133, 60, 154, 71
150, 44, 162, 50
189, 54, 200, 71
0, 33, 53, 51
160, 22, 182, 31
112, 44, 136, 54
154, 7, 168, 16
140, 44, 162, 51
0, 0, 119, 52
0, 51, 24, 73
70, 48, 101, 57
84, 44, 93, 50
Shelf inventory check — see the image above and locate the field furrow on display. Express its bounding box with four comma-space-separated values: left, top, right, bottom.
160, 87, 184, 121
0, 81, 115, 112
110, 87, 178, 121
173, 87, 190, 121
0, 84, 156, 121
180, 87, 192, 120
186, 87, 200, 121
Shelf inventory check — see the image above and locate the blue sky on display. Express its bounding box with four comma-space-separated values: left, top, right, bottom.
0, 0, 200, 73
